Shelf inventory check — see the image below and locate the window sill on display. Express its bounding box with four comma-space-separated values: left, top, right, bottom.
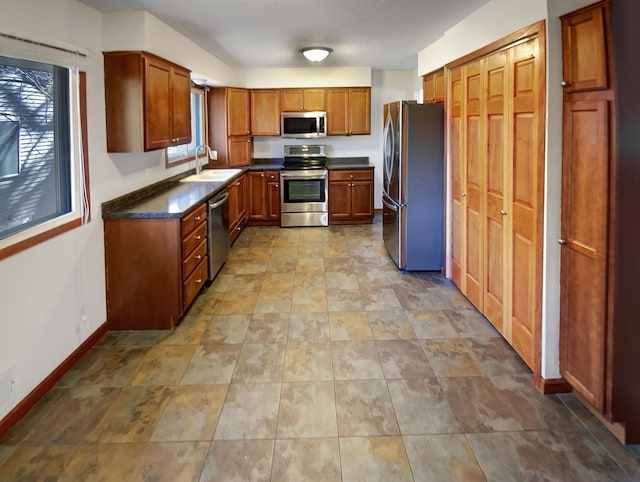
0, 216, 83, 262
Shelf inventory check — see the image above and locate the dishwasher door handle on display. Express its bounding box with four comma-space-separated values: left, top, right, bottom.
209, 191, 229, 210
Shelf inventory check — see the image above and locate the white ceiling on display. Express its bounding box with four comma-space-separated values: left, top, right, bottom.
78, 0, 490, 70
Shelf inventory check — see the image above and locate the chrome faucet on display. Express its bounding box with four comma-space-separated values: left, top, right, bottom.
194, 145, 211, 174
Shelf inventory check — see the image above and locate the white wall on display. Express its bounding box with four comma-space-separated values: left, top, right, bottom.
0, 0, 109, 419
418, 0, 547, 75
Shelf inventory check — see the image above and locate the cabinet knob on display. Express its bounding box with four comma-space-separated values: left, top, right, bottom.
561, 80, 569, 87
194, 216, 201, 221
195, 278, 203, 284
261, 173, 265, 177
349, 174, 354, 178
558, 239, 566, 245
195, 255, 202, 260
461, 192, 466, 197
195, 235, 202, 241
275, 184, 278, 188
500, 209, 507, 216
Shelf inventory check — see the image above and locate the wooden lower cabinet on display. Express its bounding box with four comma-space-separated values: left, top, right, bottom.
328, 169, 374, 224
104, 203, 208, 330
248, 170, 280, 225
448, 24, 545, 372
228, 173, 248, 244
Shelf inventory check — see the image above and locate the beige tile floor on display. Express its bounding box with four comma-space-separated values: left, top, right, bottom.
1, 219, 640, 481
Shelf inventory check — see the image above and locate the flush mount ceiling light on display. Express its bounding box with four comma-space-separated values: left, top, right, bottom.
300, 47, 332, 62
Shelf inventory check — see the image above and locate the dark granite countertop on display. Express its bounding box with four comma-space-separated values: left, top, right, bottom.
102, 170, 239, 220
102, 156, 373, 220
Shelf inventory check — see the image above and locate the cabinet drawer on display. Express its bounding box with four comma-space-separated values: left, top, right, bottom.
329, 169, 373, 181
181, 204, 207, 236
183, 258, 208, 310
182, 238, 207, 280
182, 221, 207, 257
266, 170, 280, 182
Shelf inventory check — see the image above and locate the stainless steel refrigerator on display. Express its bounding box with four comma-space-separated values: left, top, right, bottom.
382, 101, 444, 271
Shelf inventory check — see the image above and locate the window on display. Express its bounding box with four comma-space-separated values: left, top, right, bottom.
0, 55, 72, 241
166, 87, 206, 165
0, 51, 88, 260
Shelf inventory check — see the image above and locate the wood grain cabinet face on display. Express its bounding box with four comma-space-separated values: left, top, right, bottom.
423, 69, 445, 104
209, 88, 252, 167
328, 169, 374, 224
104, 51, 191, 152
228, 174, 248, 244
561, 4, 608, 93
326, 88, 371, 136
251, 89, 281, 136
104, 203, 207, 330
247, 170, 280, 224
281, 88, 325, 111
559, 1, 615, 415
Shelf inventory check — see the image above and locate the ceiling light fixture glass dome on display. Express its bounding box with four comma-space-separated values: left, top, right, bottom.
300, 47, 332, 62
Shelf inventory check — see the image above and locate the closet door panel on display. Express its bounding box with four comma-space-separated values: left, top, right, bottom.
463, 62, 484, 310
450, 68, 464, 288
484, 51, 508, 333
509, 39, 540, 369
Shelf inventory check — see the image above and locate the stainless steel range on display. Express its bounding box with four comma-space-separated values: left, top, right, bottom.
280, 145, 329, 227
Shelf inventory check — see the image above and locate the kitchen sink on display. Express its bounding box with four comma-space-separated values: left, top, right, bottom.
180, 168, 242, 183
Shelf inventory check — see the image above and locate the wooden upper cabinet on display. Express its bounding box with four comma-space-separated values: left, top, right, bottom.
561, 3, 609, 92
326, 87, 371, 136
209, 87, 251, 167
281, 88, 325, 111
423, 68, 445, 103
104, 51, 191, 152
251, 89, 281, 136
227, 88, 251, 136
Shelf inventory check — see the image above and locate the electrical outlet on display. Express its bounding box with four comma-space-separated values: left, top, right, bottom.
210, 150, 218, 161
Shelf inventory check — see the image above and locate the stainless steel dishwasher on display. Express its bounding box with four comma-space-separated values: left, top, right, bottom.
207, 189, 230, 281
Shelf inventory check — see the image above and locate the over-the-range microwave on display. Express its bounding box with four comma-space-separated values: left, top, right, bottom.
281, 111, 327, 138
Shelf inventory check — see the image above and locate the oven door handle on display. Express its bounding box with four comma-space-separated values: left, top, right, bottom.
280, 173, 327, 180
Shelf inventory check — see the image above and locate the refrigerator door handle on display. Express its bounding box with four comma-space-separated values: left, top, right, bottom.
383, 190, 405, 208
383, 113, 395, 192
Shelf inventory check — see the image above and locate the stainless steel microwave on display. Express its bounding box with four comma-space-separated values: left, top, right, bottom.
281, 111, 327, 138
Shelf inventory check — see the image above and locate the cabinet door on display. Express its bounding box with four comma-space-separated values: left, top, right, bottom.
351, 181, 373, 218
281, 89, 304, 111
144, 57, 172, 150
303, 89, 325, 111
561, 4, 608, 93
248, 171, 267, 220
267, 181, 281, 220
326, 88, 349, 135
423, 73, 436, 103
228, 88, 250, 136
348, 88, 371, 135
251, 89, 281, 136
329, 181, 352, 219
227, 136, 252, 167
434, 69, 446, 103
171, 67, 192, 144
560, 99, 609, 412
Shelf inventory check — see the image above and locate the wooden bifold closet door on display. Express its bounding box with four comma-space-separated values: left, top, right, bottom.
448, 25, 545, 372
